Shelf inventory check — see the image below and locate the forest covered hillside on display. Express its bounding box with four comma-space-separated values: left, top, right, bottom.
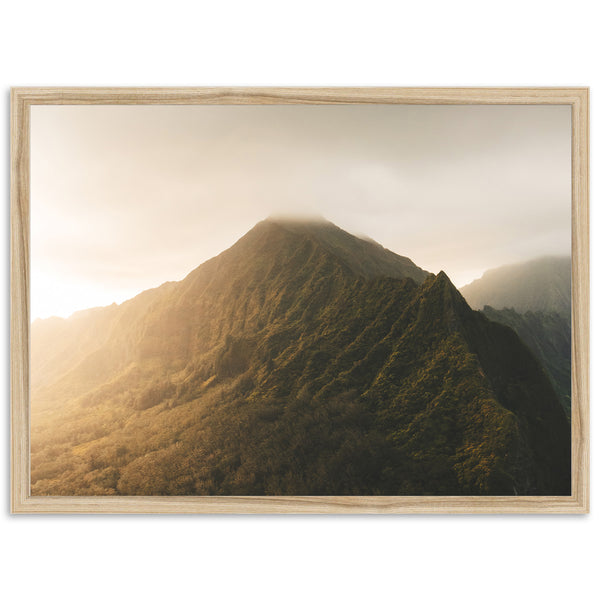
31, 219, 570, 496
461, 256, 572, 418
481, 306, 571, 417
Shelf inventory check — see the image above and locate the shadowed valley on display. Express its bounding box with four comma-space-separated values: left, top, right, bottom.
461, 257, 572, 417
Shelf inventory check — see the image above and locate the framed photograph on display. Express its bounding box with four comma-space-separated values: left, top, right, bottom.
11, 87, 589, 514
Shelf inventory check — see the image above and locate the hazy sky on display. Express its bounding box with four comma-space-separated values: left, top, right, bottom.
31, 104, 571, 320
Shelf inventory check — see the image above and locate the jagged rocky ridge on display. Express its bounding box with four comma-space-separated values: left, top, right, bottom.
31, 218, 570, 496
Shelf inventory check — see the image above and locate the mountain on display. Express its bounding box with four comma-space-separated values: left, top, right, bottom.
460, 256, 571, 317
459, 256, 571, 418
31, 218, 570, 496
480, 306, 571, 417
31, 218, 430, 398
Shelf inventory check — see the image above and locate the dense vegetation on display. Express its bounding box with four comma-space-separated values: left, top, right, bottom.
481, 306, 571, 417
31, 219, 571, 496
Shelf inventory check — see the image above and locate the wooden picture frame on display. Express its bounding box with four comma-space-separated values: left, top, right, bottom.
11, 87, 589, 514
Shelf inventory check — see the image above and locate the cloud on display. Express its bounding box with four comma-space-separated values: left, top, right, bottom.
30, 104, 571, 319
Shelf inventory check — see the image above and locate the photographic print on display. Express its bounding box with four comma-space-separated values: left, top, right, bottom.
11, 88, 589, 513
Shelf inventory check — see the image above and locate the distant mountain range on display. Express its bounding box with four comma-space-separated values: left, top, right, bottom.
460, 256, 571, 317
461, 256, 571, 417
31, 219, 570, 496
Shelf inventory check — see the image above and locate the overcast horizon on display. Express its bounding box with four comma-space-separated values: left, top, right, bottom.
31, 104, 571, 321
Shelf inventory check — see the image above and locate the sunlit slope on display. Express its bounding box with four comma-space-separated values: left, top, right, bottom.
31, 219, 570, 496
32, 218, 429, 396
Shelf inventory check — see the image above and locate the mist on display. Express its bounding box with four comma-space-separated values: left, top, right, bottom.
31, 103, 571, 320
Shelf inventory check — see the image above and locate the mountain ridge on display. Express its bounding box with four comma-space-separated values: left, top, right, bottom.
481, 305, 571, 417
460, 255, 571, 317
459, 255, 571, 418
32, 218, 429, 393
30, 219, 570, 496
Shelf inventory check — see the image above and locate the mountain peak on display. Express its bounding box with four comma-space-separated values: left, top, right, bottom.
232, 217, 431, 284
259, 214, 340, 238
460, 255, 571, 316
265, 213, 329, 226
403, 269, 475, 338
435, 270, 452, 284
421, 270, 456, 291
31, 216, 571, 497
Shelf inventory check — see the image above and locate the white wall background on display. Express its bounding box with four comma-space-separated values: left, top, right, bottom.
1, 2, 596, 599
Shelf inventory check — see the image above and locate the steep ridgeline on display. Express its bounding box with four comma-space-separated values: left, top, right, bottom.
460, 256, 571, 318
31, 219, 570, 496
480, 306, 571, 418
460, 256, 572, 418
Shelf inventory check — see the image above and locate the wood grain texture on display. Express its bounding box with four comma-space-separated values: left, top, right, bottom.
10, 87, 590, 514
11, 88, 30, 513
570, 89, 590, 513
8, 86, 590, 105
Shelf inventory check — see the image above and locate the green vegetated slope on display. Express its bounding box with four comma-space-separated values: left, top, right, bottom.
460, 256, 571, 317
31, 218, 570, 496
480, 306, 571, 417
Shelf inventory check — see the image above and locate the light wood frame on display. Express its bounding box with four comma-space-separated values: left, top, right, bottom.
11, 87, 590, 514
